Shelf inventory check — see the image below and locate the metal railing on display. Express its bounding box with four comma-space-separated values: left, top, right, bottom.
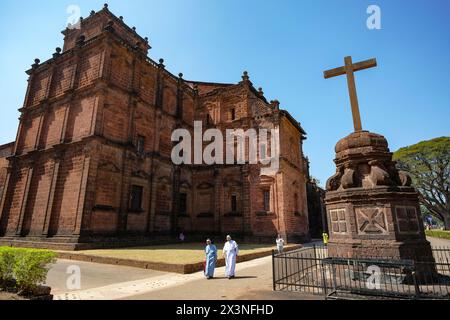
272, 245, 450, 300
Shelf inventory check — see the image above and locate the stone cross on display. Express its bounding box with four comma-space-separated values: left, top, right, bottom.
324, 56, 377, 132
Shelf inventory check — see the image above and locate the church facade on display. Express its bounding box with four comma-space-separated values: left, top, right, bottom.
0, 5, 312, 250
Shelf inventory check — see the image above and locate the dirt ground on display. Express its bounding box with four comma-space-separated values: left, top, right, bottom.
0, 291, 25, 300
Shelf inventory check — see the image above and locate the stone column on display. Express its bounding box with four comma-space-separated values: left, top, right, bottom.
60, 43, 82, 144
118, 151, 132, 233
156, 59, 165, 109
213, 168, 222, 233
0, 165, 13, 235
171, 166, 181, 235
241, 165, 252, 237
15, 164, 34, 236
73, 151, 92, 236
34, 112, 45, 150
146, 164, 158, 234
42, 151, 63, 236
126, 56, 138, 145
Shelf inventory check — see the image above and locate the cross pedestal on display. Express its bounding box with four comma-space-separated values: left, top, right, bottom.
324, 131, 436, 277
323, 57, 436, 279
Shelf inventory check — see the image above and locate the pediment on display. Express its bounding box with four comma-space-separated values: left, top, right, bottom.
196, 182, 214, 190
157, 176, 172, 184
132, 170, 150, 179
180, 180, 192, 189
223, 179, 242, 187
98, 161, 120, 173
260, 175, 276, 184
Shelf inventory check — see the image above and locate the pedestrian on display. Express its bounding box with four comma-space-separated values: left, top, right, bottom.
276, 234, 285, 253
222, 235, 239, 279
204, 239, 217, 279
323, 232, 329, 246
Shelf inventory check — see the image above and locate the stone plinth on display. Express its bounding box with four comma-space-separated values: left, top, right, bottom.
325, 131, 435, 265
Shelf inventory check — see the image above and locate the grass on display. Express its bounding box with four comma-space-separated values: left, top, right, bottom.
426, 230, 450, 241
61, 243, 295, 265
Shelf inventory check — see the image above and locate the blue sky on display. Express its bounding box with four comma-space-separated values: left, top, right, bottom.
0, 0, 449, 185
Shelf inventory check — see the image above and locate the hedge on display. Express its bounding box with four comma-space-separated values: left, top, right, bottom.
426, 230, 450, 241
0, 247, 56, 294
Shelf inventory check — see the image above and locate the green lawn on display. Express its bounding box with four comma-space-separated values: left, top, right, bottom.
62, 243, 293, 265
426, 230, 450, 241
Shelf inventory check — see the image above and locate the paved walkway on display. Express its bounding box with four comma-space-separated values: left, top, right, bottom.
46, 259, 165, 296
123, 256, 319, 301
50, 239, 447, 300
428, 236, 450, 247
51, 255, 318, 300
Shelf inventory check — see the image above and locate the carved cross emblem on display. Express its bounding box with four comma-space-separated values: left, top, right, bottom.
356, 207, 388, 235
395, 206, 420, 234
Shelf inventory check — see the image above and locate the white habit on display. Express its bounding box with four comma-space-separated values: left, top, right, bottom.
223, 240, 239, 277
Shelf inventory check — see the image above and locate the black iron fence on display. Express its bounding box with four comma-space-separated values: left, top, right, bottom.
272, 245, 450, 300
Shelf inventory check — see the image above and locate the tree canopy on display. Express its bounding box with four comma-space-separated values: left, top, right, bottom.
393, 137, 450, 229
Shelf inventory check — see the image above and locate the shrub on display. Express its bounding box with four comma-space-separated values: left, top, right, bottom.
0, 247, 15, 283
426, 230, 450, 241
13, 249, 56, 294
0, 247, 56, 295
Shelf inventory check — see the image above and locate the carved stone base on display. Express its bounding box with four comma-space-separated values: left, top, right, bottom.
327, 239, 434, 262
325, 131, 437, 280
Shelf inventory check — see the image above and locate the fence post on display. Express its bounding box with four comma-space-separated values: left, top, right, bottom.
272, 249, 276, 291
285, 250, 289, 290
412, 262, 421, 300
321, 260, 328, 299
313, 244, 317, 261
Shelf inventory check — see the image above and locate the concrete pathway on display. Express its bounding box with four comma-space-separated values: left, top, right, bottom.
48, 239, 448, 300
122, 256, 314, 301
427, 236, 450, 247
51, 255, 317, 300
47, 259, 166, 296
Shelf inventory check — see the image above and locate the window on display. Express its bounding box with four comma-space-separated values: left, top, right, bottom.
231, 108, 236, 121
180, 193, 187, 214
137, 136, 145, 154
231, 195, 237, 212
263, 190, 270, 212
130, 185, 143, 212
206, 114, 212, 126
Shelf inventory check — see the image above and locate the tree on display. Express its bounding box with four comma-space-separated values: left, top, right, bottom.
393, 137, 450, 230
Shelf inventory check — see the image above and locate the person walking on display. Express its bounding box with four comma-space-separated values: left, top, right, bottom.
222, 235, 239, 279
204, 239, 217, 279
322, 232, 329, 246
276, 234, 285, 254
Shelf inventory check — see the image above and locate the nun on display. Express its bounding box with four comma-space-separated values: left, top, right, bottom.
204, 239, 217, 279
222, 235, 239, 279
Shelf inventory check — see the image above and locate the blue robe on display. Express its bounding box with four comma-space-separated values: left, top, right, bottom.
205, 244, 217, 278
